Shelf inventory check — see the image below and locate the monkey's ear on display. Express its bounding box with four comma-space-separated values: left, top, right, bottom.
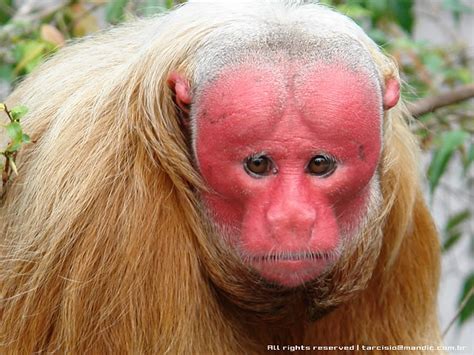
383, 77, 400, 110
167, 72, 192, 123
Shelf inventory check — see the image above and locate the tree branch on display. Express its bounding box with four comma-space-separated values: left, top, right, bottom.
442, 285, 474, 337
407, 84, 474, 118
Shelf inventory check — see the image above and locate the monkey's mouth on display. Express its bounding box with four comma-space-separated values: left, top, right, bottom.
251, 252, 332, 263
246, 251, 337, 287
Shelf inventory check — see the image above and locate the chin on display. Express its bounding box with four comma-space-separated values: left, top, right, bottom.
249, 257, 334, 288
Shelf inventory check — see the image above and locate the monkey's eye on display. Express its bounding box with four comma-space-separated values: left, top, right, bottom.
307, 155, 336, 176
244, 155, 273, 177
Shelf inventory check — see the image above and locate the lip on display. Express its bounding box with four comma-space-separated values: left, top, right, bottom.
251, 252, 331, 262
248, 253, 333, 287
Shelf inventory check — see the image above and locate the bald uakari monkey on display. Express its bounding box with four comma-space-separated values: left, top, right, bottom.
1, 1, 442, 353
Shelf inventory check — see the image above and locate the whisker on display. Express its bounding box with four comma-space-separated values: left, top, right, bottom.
251, 251, 336, 263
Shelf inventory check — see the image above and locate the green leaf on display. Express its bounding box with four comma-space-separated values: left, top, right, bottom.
106, 0, 130, 24
13, 40, 47, 75
318, 0, 332, 5
5, 121, 23, 142
428, 130, 469, 193
445, 210, 471, 232
443, 232, 461, 251
442, 210, 470, 252
470, 234, 474, 256
24, 55, 45, 74
6, 141, 21, 153
0, 0, 13, 24
337, 4, 372, 20
10, 105, 28, 121
423, 52, 444, 74
390, 0, 414, 34
459, 273, 474, 325
141, 0, 167, 16
367, 0, 388, 14
463, 143, 474, 173
444, 67, 473, 84
140, 0, 174, 16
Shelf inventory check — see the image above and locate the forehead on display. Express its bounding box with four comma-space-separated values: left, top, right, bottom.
191, 27, 383, 151
194, 60, 383, 151
192, 23, 381, 89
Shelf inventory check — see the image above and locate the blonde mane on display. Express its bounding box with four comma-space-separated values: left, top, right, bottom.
1, 1, 441, 353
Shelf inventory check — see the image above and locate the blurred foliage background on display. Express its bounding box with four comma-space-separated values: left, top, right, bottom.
1, 0, 473, 342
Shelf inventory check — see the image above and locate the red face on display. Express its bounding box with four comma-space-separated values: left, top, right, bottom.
191, 61, 384, 287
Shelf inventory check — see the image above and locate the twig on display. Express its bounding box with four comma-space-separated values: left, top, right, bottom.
442, 285, 474, 337
407, 84, 474, 117
1, 104, 19, 193
2, 103, 13, 121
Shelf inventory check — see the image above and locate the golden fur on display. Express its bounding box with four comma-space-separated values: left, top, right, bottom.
1, 1, 441, 353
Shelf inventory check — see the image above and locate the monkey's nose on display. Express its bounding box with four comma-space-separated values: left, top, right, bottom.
266, 205, 316, 242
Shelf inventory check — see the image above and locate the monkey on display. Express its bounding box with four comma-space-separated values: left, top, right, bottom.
0, 1, 442, 353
